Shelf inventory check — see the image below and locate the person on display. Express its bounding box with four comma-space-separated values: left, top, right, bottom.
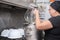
33, 1, 60, 40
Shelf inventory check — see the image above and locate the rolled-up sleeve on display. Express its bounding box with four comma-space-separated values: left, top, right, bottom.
49, 16, 60, 28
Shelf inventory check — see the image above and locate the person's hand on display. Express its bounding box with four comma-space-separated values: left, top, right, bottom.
33, 8, 39, 15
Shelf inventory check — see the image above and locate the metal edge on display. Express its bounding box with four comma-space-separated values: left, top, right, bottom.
0, 0, 30, 9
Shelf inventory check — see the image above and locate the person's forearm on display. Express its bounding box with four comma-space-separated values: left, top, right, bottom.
35, 13, 41, 29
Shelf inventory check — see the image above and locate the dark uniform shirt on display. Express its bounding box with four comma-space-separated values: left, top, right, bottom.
44, 16, 60, 40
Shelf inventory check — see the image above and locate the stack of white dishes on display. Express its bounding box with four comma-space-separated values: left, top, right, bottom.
1, 28, 24, 39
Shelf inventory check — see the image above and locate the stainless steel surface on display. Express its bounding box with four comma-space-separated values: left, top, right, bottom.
0, 0, 32, 9
0, 6, 27, 40
0, 0, 43, 40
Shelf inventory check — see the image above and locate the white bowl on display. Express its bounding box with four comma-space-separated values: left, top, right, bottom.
1, 29, 9, 37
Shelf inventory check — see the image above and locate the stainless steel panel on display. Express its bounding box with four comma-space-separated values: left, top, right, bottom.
0, 0, 31, 9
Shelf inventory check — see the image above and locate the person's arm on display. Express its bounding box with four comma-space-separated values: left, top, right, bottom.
34, 9, 53, 30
